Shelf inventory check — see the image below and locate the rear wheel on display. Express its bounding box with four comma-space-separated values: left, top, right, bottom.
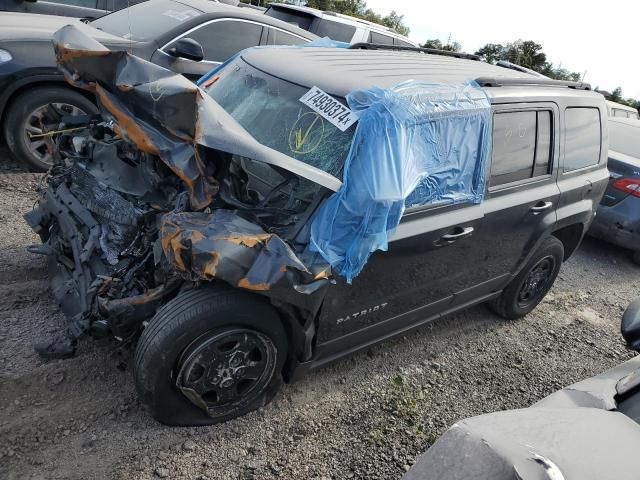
489, 236, 564, 320
134, 285, 288, 426
633, 251, 640, 266
3, 86, 98, 171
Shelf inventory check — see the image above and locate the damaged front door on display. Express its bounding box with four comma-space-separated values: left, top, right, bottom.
314, 201, 485, 358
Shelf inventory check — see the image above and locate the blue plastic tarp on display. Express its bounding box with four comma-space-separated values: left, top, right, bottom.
308, 80, 492, 283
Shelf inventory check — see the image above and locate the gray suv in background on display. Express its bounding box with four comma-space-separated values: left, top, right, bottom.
27, 35, 609, 426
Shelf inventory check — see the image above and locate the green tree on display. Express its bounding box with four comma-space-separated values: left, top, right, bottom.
502, 40, 546, 70
475, 39, 582, 81
382, 11, 410, 36
609, 87, 623, 103
422, 38, 461, 52
305, 0, 337, 10
475, 43, 504, 64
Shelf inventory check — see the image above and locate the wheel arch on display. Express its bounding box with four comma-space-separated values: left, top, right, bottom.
0, 76, 96, 133
552, 223, 586, 261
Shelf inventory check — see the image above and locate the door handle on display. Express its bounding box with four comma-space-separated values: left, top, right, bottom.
439, 226, 474, 243
530, 201, 553, 214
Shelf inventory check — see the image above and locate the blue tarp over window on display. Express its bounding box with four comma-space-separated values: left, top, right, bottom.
308, 80, 492, 283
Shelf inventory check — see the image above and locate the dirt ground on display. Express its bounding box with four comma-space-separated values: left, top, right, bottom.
1, 151, 639, 480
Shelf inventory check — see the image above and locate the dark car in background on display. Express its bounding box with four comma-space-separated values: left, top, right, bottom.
589, 116, 640, 264
0, 0, 316, 170
0, 0, 260, 19
0, 0, 142, 19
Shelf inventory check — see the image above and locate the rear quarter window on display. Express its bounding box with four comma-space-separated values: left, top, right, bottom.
368, 31, 394, 45
564, 107, 602, 172
265, 28, 307, 46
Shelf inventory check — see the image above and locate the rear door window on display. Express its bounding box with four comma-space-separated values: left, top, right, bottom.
490, 110, 553, 187
166, 19, 263, 63
564, 107, 602, 172
91, 0, 203, 41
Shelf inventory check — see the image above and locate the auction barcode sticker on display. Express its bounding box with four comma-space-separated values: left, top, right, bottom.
299, 86, 358, 132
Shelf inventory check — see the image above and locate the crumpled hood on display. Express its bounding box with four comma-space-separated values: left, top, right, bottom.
51, 24, 341, 204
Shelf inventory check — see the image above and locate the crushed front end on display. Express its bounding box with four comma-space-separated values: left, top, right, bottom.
25, 26, 336, 357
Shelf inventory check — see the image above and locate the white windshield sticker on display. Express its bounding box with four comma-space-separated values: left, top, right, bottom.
299, 86, 358, 132
162, 9, 199, 21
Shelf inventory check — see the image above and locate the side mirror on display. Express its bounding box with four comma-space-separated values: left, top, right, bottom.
621, 298, 640, 351
167, 38, 204, 62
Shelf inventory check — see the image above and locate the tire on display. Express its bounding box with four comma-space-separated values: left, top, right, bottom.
134, 284, 288, 426
633, 251, 640, 266
489, 236, 564, 320
3, 86, 98, 172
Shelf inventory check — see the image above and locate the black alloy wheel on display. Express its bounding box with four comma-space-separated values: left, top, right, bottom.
516, 255, 556, 308
176, 328, 277, 418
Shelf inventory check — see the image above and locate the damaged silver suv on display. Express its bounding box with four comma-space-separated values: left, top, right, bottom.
26, 26, 609, 425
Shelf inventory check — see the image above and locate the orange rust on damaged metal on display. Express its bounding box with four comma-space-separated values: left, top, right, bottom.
237, 278, 271, 291
313, 268, 330, 280
102, 284, 167, 310
162, 227, 206, 272
95, 84, 160, 155
217, 234, 273, 248
202, 252, 220, 279
56, 46, 110, 64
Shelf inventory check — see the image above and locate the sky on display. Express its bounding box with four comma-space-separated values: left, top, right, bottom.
366, 0, 640, 99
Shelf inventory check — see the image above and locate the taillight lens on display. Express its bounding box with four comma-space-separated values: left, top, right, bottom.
612, 178, 640, 198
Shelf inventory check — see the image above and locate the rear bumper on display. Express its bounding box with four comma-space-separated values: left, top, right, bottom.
590, 196, 640, 251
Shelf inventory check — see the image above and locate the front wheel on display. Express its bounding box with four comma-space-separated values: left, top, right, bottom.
134, 285, 288, 426
489, 236, 564, 320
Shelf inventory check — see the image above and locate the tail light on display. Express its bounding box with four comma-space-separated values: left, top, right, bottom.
612, 178, 640, 198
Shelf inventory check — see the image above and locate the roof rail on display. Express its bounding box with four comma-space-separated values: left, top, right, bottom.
495, 60, 547, 78
349, 43, 481, 61
475, 77, 592, 90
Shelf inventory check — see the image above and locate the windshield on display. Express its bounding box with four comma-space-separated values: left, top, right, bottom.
204, 58, 356, 178
91, 0, 203, 42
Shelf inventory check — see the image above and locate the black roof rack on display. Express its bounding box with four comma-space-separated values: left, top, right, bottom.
349, 43, 481, 61
475, 77, 592, 90
495, 60, 547, 78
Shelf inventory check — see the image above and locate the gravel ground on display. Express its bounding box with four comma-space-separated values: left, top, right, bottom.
1, 149, 639, 480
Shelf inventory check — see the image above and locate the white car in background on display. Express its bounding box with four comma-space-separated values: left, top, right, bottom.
264, 2, 417, 46
607, 100, 640, 120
